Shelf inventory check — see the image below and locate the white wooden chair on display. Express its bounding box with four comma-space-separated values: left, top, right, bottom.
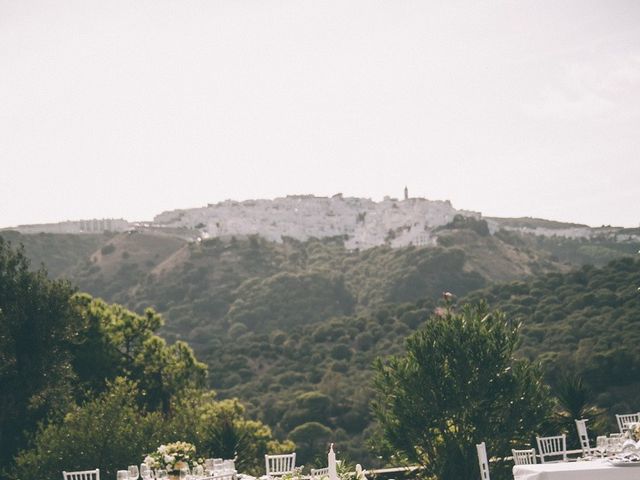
616, 413, 640, 433
575, 419, 591, 456
62, 470, 100, 480
265, 453, 296, 478
310, 467, 329, 480
536, 434, 567, 463
476, 442, 490, 480
512, 448, 537, 465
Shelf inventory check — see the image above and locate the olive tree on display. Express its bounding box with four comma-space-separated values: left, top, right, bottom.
373, 302, 552, 480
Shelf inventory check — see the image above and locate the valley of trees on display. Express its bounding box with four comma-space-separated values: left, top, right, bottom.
1, 220, 639, 478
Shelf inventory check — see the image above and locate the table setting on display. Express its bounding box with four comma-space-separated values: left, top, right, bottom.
513, 422, 640, 480
115, 442, 238, 480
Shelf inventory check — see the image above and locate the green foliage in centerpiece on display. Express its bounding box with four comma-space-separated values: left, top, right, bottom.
144, 441, 202, 473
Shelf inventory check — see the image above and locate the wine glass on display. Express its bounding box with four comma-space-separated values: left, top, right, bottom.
129, 465, 140, 480
609, 436, 623, 455
179, 466, 190, 480
140, 464, 152, 480
193, 465, 204, 477
223, 460, 235, 472
596, 436, 607, 458
204, 459, 214, 474
117, 471, 130, 480
156, 469, 168, 480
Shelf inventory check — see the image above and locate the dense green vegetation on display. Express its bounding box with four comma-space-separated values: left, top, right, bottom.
134, 235, 491, 342
2, 226, 639, 473
374, 302, 551, 480
466, 257, 640, 415
196, 258, 640, 467
494, 229, 640, 267
0, 239, 290, 479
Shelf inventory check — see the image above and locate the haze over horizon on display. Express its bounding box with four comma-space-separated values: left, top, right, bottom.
2, 0, 639, 229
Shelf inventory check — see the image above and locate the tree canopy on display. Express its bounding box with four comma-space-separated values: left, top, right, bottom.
373, 302, 552, 480
0, 237, 79, 470
0, 238, 291, 479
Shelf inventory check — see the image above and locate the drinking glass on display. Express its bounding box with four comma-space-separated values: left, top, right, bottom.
193, 465, 204, 477
615, 437, 622, 453
156, 470, 168, 480
179, 465, 190, 479
140, 464, 152, 480
611, 436, 623, 454
596, 436, 607, 458
205, 459, 214, 474
129, 465, 140, 480
117, 471, 130, 480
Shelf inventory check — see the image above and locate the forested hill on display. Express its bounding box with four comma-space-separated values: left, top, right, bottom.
0, 223, 582, 347
1, 222, 638, 350
197, 257, 640, 464
1, 224, 639, 465
466, 257, 640, 412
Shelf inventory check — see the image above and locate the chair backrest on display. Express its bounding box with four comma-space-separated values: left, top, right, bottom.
512, 448, 537, 465
575, 419, 591, 456
310, 467, 329, 480
62, 470, 100, 480
476, 442, 490, 480
536, 434, 567, 463
616, 413, 640, 433
265, 453, 296, 477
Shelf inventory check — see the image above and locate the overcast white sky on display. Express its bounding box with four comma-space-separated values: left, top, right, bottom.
1, 0, 639, 228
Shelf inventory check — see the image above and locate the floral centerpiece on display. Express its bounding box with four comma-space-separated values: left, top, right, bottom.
627, 422, 640, 442
144, 441, 203, 476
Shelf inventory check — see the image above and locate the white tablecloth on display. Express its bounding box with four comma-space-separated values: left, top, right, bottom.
513, 459, 640, 480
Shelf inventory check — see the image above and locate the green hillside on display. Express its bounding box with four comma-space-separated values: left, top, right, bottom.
203, 256, 640, 465
2, 225, 639, 466
0, 230, 113, 278
495, 229, 640, 267
69, 229, 564, 347
466, 257, 640, 414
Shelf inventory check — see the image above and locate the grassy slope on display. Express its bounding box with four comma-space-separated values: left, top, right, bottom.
0, 230, 113, 278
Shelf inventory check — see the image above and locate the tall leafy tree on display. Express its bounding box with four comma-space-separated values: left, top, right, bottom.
0, 238, 79, 471
288, 421, 332, 465
13, 378, 166, 480
70, 294, 208, 412
373, 301, 552, 480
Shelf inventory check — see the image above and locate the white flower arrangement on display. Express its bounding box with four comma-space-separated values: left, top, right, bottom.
144, 441, 204, 473
627, 422, 640, 442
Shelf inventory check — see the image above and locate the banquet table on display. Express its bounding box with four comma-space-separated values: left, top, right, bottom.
513, 459, 640, 480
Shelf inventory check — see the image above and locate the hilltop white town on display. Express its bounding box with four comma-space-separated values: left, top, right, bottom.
4, 189, 634, 249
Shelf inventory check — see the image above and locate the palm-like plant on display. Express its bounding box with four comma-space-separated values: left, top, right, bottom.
553, 374, 605, 449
